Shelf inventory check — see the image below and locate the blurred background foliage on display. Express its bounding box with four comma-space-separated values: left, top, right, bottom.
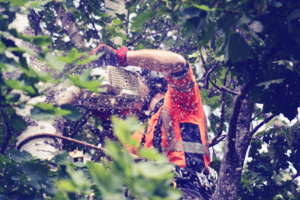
0, 0, 300, 199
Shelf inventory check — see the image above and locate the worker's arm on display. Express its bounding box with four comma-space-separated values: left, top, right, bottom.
90, 44, 186, 74
126, 49, 186, 74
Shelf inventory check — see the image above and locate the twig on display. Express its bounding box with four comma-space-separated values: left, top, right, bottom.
210, 92, 226, 147
249, 114, 276, 137
210, 69, 230, 147
224, 67, 231, 86
205, 50, 217, 83
50, 2, 62, 38
221, 86, 238, 95
200, 62, 220, 89
0, 109, 14, 154
127, 2, 159, 46
199, 50, 207, 72
82, 2, 102, 43
210, 135, 226, 147
170, 47, 198, 53
156, 31, 169, 49
251, 110, 263, 120
126, 9, 130, 36
227, 75, 233, 87
69, 110, 92, 138
209, 79, 238, 95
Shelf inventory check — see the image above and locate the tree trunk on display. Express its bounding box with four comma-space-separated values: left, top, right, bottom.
213, 96, 254, 200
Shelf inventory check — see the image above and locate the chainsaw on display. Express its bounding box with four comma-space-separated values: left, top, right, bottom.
76, 65, 144, 111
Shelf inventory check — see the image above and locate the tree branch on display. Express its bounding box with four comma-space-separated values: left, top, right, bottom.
249, 114, 276, 137
200, 62, 220, 89
251, 110, 263, 120
29, 9, 44, 36
0, 109, 14, 154
210, 135, 226, 147
127, 2, 159, 46
155, 31, 169, 49
226, 81, 252, 154
126, 9, 130, 36
50, 2, 61, 39
209, 79, 238, 95
199, 50, 207, 72
82, 2, 102, 43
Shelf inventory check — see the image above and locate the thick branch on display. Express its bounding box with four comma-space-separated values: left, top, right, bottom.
213, 97, 254, 200
226, 81, 252, 154
0, 109, 14, 154
54, 3, 86, 48
250, 114, 276, 137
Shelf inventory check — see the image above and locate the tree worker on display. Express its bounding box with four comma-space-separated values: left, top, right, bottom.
90, 44, 212, 200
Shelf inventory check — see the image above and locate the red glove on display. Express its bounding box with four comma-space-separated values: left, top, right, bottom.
90, 44, 128, 67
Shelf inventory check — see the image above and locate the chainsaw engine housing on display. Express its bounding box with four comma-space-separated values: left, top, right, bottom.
78, 66, 143, 111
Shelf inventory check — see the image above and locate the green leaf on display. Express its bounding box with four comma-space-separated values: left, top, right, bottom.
131, 11, 156, 28
20, 162, 56, 194
24, 0, 53, 10
9, 29, 51, 48
241, 174, 253, 193
75, 52, 103, 65
226, 33, 250, 63
138, 148, 166, 162
182, 7, 201, 19
58, 48, 84, 64
138, 43, 144, 50
54, 151, 73, 165
43, 52, 65, 70
67, 67, 102, 93
9, 112, 27, 133
256, 78, 285, 89
271, 170, 292, 186
30, 107, 52, 120
10, 149, 34, 163
5, 79, 37, 95
192, 4, 214, 11
111, 116, 140, 147
30, 103, 72, 120
60, 104, 83, 120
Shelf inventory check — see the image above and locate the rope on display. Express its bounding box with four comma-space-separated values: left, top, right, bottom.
16, 133, 105, 151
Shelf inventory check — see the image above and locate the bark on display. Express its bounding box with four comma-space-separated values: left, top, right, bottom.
54, 3, 86, 48
213, 86, 254, 200
8, 14, 82, 160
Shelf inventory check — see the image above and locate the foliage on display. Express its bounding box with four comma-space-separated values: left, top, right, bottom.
0, 118, 180, 200
1, 0, 300, 199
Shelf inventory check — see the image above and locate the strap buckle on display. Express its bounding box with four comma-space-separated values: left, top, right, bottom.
196, 167, 218, 188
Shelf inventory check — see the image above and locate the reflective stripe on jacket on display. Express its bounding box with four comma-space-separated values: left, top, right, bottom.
129, 62, 210, 171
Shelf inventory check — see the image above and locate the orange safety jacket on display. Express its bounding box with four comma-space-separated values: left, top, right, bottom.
129, 62, 210, 171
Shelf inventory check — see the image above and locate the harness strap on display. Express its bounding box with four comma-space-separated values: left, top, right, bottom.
153, 114, 163, 153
